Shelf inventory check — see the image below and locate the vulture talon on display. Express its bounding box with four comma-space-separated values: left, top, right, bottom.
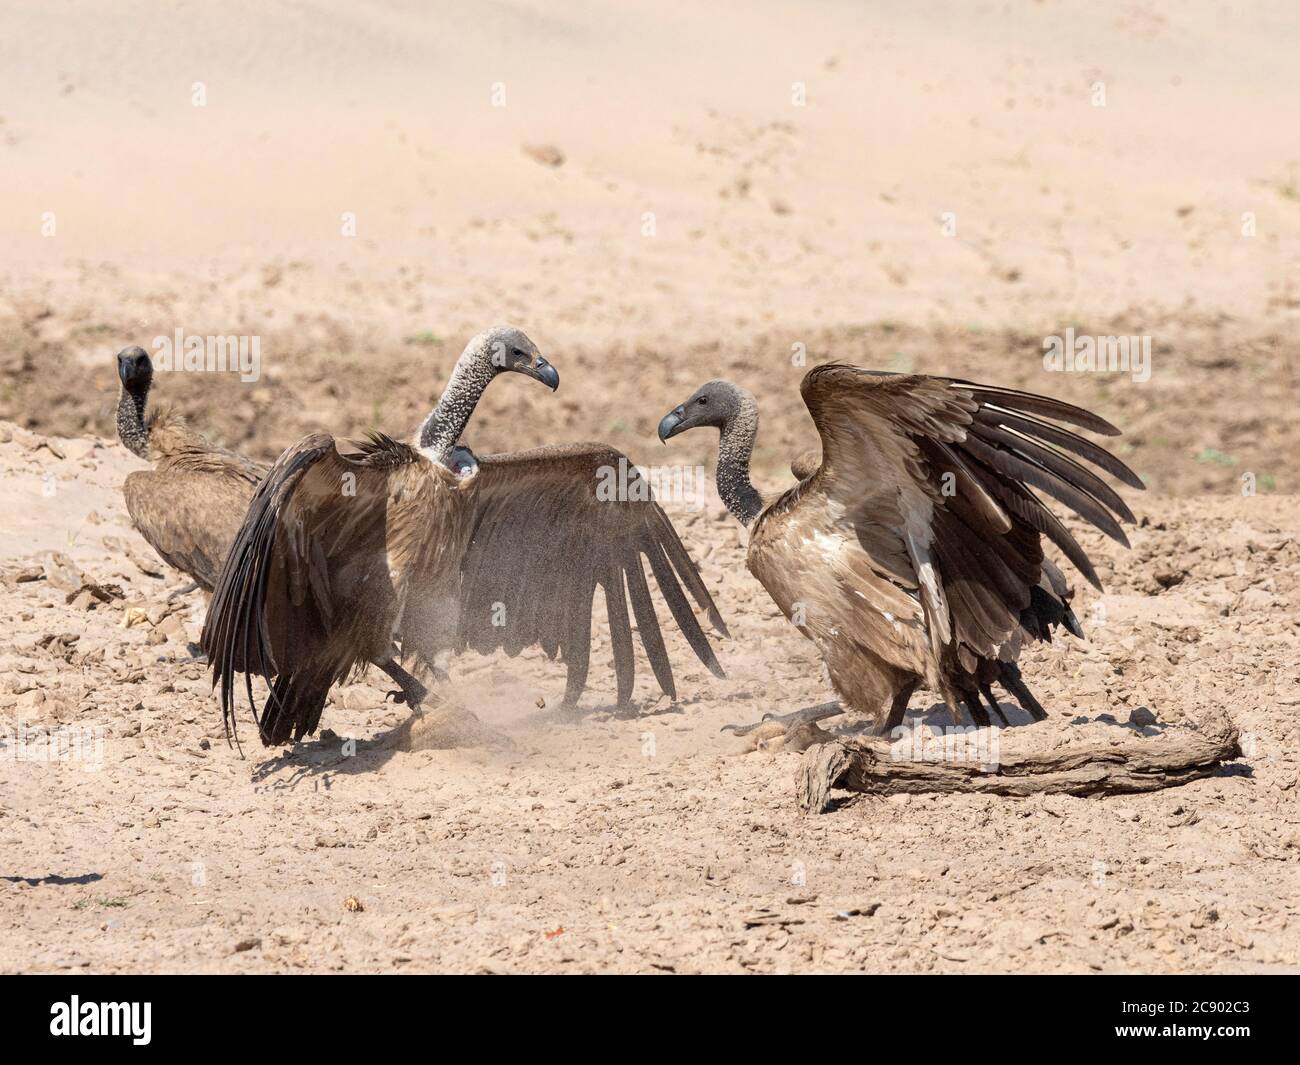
722, 701, 843, 737
659, 366, 1141, 744
379, 659, 428, 711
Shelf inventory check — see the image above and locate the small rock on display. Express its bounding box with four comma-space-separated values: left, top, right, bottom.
1128, 707, 1158, 728
232, 936, 262, 953
1153, 569, 1186, 589
39, 551, 84, 592
62, 439, 98, 461
121, 607, 149, 628
343, 895, 364, 913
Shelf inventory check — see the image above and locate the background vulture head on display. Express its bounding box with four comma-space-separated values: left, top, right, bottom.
471, 325, 559, 391
657, 380, 749, 442
116, 345, 153, 396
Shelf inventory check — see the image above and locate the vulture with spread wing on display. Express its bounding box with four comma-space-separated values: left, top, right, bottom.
114, 346, 267, 592
658, 363, 1143, 736
203, 327, 726, 747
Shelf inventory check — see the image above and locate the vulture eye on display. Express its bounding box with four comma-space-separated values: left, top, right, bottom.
697, 397, 708, 405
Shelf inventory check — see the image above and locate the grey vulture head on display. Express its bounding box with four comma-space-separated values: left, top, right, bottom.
470, 325, 559, 391
657, 380, 752, 442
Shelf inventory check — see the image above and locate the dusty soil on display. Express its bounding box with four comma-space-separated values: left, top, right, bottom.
2, 1, 1299, 973
2, 419, 1298, 973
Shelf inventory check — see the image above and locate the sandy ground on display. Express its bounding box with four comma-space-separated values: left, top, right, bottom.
2, 1, 1299, 972
1, 423, 1298, 973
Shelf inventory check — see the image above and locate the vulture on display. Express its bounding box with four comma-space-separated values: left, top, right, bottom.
114, 346, 267, 592
203, 326, 726, 747
657, 363, 1144, 736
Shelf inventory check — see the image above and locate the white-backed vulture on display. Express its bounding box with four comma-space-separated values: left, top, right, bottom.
114, 346, 267, 591
203, 327, 726, 747
657, 363, 1144, 736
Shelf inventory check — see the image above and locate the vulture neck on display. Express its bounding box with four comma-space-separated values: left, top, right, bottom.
716, 410, 764, 528
417, 351, 495, 464
116, 382, 151, 459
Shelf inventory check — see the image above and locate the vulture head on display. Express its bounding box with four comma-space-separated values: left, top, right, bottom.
657, 380, 751, 442
472, 326, 559, 391
116, 346, 153, 397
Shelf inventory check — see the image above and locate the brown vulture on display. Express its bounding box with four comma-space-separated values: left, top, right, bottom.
203, 326, 726, 747
657, 363, 1143, 736
114, 346, 267, 592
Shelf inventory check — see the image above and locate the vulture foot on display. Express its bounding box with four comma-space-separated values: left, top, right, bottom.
723, 701, 843, 752
721, 700, 843, 737
378, 659, 429, 711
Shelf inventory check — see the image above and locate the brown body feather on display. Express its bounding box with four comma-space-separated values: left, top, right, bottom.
201, 327, 728, 747
202, 432, 476, 745
672, 364, 1142, 732
204, 439, 728, 745
122, 412, 267, 591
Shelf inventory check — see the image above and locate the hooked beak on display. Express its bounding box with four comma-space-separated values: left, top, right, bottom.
521, 356, 559, 391
117, 348, 152, 390
657, 405, 686, 443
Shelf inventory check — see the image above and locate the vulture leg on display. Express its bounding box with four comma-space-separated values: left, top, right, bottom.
978, 682, 1010, 726
998, 661, 1049, 722
877, 679, 919, 735
167, 581, 200, 602
379, 658, 429, 710
961, 692, 992, 728
720, 700, 842, 737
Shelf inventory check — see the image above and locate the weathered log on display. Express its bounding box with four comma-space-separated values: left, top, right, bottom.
796, 709, 1242, 814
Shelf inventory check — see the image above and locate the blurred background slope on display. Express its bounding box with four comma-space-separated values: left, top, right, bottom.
0, 0, 1295, 491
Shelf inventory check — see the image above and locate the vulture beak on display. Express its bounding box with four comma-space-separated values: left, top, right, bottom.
521, 356, 560, 391
117, 348, 152, 390
657, 405, 686, 443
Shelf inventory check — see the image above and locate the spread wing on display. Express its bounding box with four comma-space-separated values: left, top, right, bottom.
202, 432, 443, 743
455, 443, 728, 705
758, 364, 1141, 679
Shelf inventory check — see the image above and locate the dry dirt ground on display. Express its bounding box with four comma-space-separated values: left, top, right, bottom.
2, 413, 1298, 974
2, 0, 1298, 973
